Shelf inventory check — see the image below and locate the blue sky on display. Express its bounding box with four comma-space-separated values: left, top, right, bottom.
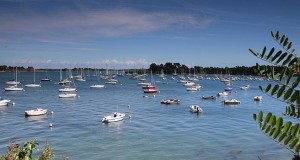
0, 0, 299, 69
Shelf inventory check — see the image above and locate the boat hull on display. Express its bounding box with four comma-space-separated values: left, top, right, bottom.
25, 109, 47, 116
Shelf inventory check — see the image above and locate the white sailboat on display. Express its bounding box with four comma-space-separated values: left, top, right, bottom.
58, 69, 78, 98
6, 68, 21, 85
5, 67, 24, 91
25, 69, 41, 88
58, 69, 77, 92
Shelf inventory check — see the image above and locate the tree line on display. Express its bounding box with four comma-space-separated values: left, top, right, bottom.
0, 64, 283, 75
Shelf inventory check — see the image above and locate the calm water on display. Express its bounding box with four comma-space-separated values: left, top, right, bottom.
0, 72, 294, 160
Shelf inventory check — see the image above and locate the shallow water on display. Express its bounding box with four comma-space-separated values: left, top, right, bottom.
0, 72, 294, 159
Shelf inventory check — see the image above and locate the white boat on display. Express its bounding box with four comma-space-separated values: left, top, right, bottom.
5, 67, 23, 91
58, 69, 77, 92
105, 81, 117, 84
58, 93, 77, 98
102, 112, 126, 123
190, 105, 203, 113
6, 67, 20, 85
25, 108, 47, 116
224, 99, 241, 105
76, 77, 86, 82
0, 97, 11, 106
186, 85, 201, 91
254, 96, 263, 101
183, 81, 195, 86
5, 85, 24, 91
58, 87, 76, 92
25, 69, 41, 88
90, 84, 105, 88
217, 91, 229, 96
240, 84, 250, 90
5, 81, 20, 85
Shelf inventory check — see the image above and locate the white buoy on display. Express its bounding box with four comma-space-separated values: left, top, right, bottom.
50, 111, 54, 115
49, 123, 53, 127
129, 115, 132, 119
12, 102, 16, 106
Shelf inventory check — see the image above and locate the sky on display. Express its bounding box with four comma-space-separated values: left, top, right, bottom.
0, 0, 300, 69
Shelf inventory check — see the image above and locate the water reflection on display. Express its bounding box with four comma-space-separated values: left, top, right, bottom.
102, 120, 125, 128
25, 114, 47, 122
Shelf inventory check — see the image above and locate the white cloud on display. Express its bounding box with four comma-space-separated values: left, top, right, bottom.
0, 8, 214, 37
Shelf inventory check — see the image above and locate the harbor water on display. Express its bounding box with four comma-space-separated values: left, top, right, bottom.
0, 72, 294, 160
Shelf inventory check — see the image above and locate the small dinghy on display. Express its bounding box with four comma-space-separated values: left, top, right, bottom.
160, 99, 180, 104
254, 96, 263, 101
224, 99, 241, 105
190, 105, 203, 113
201, 96, 216, 100
102, 112, 126, 123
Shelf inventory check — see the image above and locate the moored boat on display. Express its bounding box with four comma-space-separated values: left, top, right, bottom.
240, 85, 250, 90
144, 88, 159, 93
4, 85, 24, 91
142, 85, 156, 89
218, 91, 229, 96
254, 95, 263, 101
160, 99, 180, 104
90, 84, 105, 88
25, 108, 47, 116
224, 99, 241, 105
201, 96, 217, 100
190, 105, 203, 113
59, 93, 77, 98
102, 112, 126, 123
58, 87, 76, 92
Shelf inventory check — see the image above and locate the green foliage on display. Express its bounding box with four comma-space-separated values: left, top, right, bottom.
250, 31, 300, 157
0, 140, 54, 160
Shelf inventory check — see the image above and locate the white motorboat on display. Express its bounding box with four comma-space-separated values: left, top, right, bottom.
0, 97, 11, 105
25, 108, 47, 116
254, 96, 263, 101
102, 112, 126, 123
190, 105, 203, 113
90, 84, 105, 88
4, 85, 24, 91
224, 99, 241, 105
218, 91, 229, 96
240, 85, 250, 90
58, 93, 77, 98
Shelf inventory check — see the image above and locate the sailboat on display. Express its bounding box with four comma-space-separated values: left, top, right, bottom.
5, 67, 24, 91
25, 69, 41, 87
6, 68, 21, 85
58, 69, 78, 98
143, 70, 159, 93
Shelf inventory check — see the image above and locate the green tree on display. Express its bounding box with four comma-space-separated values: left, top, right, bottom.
0, 140, 54, 160
250, 31, 300, 158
